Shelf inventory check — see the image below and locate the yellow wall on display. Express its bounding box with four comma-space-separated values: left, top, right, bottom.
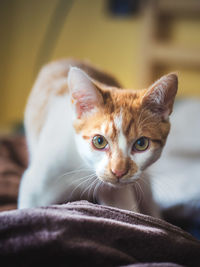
0, 0, 59, 127
0, 0, 200, 129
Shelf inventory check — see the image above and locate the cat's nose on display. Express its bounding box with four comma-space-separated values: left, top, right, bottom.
111, 169, 127, 178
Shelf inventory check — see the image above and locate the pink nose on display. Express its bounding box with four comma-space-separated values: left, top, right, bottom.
111, 169, 127, 178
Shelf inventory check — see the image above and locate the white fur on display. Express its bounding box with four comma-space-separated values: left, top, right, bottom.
95, 154, 109, 180
114, 112, 127, 156
101, 122, 107, 136
133, 149, 153, 170
107, 122, 114, 136
118, 131, 127, 155
114, 111, 123, 129
18, 96, 93, 208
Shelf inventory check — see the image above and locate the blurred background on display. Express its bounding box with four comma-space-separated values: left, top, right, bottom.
0, 0, 200, 237
0, 0, 200, 133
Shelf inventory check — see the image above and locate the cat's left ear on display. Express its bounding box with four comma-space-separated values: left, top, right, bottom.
67, 67, 104, 119
142, 73, 178, 120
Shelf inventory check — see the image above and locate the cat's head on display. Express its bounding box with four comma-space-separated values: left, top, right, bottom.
68, 67, 178, 185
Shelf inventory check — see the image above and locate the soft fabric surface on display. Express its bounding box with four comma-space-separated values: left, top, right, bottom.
0, 200, 200, 267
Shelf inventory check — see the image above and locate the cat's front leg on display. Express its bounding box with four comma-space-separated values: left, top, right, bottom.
18, 159, 68, 209
18, 168, 42, 209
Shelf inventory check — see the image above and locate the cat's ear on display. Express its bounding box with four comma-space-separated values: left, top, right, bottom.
142, 73, 178, 120
67, 67, 103, 119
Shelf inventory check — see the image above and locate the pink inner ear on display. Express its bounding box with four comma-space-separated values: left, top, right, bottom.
72, 91, 97, 119
68, 67, 103, 119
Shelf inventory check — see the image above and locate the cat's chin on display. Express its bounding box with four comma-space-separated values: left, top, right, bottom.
119, 176, 141, 185
97, 176, 121, 188
98, 177, 139, 188
106, 181, 124, 188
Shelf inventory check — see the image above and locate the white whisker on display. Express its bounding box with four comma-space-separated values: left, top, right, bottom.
79, 176, 96, 199
66, 174, 96, 201
88, 178, 98, 199
92, 179, 102, 202
135, 181, 143, 208
57, 167, 92, 181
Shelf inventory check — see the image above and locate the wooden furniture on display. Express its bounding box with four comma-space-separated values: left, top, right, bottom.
140, 0, 200, 87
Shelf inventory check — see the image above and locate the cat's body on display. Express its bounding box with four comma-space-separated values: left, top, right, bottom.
18, 59, 178, 217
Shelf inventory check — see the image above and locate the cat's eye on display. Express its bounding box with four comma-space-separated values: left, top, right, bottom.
92, 135, 108, 150
133, 137, 149, 152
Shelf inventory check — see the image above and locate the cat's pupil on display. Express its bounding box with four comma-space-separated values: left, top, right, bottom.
98, 137, 103, 144
137, 138, 145, 147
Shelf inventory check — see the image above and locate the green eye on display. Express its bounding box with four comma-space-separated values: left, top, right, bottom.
92, 135, 108, 150
133, 137, 149, 152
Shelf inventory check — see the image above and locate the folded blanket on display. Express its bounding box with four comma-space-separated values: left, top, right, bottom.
0, 200, 200, 267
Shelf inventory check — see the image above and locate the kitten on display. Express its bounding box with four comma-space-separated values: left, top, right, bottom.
18, 58, 178, 217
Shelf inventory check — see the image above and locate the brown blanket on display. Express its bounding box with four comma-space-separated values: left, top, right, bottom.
0, 136, 200, 266
0, 200, 200, 267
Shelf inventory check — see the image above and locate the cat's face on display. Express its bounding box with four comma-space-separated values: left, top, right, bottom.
68, 68, 178, 185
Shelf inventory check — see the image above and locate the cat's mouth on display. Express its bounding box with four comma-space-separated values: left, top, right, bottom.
98, 172, 141, 187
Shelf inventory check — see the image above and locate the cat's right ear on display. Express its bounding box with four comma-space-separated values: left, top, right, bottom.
141, 73, 178, 120
67, 67, 103, 119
